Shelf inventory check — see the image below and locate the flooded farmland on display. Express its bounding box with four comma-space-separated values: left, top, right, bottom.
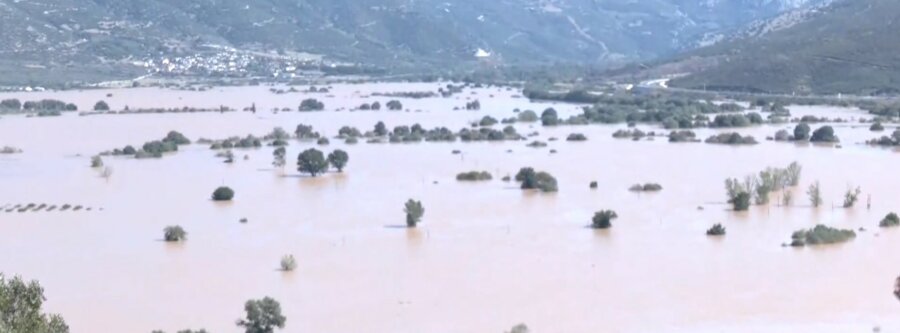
1, 83, 899, 333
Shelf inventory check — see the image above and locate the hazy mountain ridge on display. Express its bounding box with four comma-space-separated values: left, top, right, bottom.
667, 0, 900, 95
0, 0, 822, 85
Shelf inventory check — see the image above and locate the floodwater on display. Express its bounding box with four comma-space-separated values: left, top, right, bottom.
1, 84, 899, 333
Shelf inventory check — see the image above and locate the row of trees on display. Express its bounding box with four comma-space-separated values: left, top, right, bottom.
774, 123, 839, 143
725, 162, 803, 210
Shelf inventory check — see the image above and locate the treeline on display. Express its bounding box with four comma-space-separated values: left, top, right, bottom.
0, 98, 77, 114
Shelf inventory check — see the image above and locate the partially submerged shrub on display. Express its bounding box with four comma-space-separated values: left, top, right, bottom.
706, 224, 726, 236
880, 213, 900, 228
790, 225, 856, 247
280, 255, 297, 272
212, 186, 235, 201
629, 183, 663, 192
591, 210, 618, 229
163, 226, 187, 242
705, 132, 758, 145
566, 133, 587, 141
404, 199, 425, 228
515, 167, 558, 192
733, 192, 751, 211
456, 171, 492, 181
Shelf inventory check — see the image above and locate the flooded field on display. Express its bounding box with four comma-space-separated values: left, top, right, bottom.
1, 83, 899, 333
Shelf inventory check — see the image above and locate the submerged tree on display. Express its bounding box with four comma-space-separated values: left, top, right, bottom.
793, 123, 811, 141
706, 224, 726, 236
374, 121, 388, 137
591, 210, 618, 229
327, 150, 349, 172
843, 186, 862, 208
733, 192, 752, 211
280, 255, 297, 272
236, 297, 286, 333
90, 155, 104, 168
808, 181, 822, 207
93, 100, 110, 111
163, 226, 187, 242
515, 167, 558, 193
297, 148, 328, 177
404, 199, 425, 228
0, 274, 70, 333
272, 147, 286, 172
212, 186, 235, 201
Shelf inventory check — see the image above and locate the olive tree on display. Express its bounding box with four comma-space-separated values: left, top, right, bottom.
297, 148, 328, 177
236, 297, 286, 333
327, 150, 349, 172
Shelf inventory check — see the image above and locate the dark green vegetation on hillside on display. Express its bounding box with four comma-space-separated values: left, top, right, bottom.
668, 0, 900, 95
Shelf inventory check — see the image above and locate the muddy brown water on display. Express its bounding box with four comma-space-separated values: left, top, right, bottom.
1, 84, 899, 332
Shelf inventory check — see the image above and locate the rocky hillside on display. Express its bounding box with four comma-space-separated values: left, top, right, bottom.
668, 0, 900, 95
0, 0, 823, 85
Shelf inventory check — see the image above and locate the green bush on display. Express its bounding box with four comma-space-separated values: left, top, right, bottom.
790, 225, 856, 247
404, 199, 425, 228
794, 123, 811, 141
566, 133, 587, 141
870, 122, 885, 131
706, 224, 726, 236
880, 212, 900, 228
236, 297, 286, 333
629, 183, 663, 192
517, 110, 538, 122
327, 150, 349, 172
456, 171, 492, 181
705, 133, 758, 145
297, 148, 329, 176
299, 98, 324, 111
212, 186, 235, 201
591, 210, 618, 229
810, 126, 839, 143
515, 168, 558, 192
90, 155, 104, 168
280, 255, 297, 272
733, 192, 751, 211
163, 226, 187, 242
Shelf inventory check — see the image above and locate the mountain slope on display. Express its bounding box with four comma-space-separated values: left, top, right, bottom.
668, 0, 900, 95
0, 0, 823, 86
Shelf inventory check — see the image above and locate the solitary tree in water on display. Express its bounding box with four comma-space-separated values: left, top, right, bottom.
297, 148, 328, 177
272, 147, 286, 173
591, 210, 618, 229
236, 297, 286, 333
808, 181, 822, 207
327, 149, 349, 172
212, 186, 235, 201
93, 100, 110, 111
404, 199, 425, 227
